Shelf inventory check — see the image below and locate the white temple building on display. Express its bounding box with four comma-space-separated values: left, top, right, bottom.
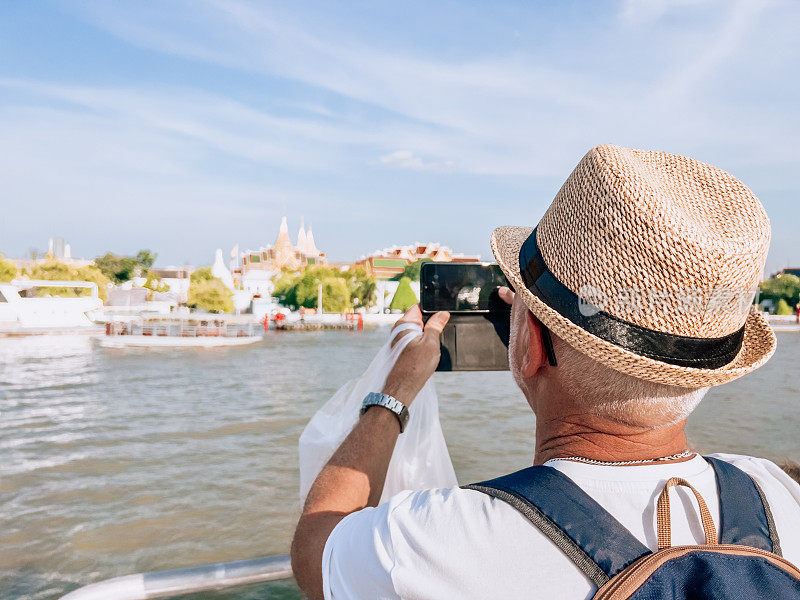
212, 248, 235, 290
233, 216, 328, 289
297, 219, 308, 255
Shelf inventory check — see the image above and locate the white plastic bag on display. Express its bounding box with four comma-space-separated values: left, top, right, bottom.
299, 322, 457, 505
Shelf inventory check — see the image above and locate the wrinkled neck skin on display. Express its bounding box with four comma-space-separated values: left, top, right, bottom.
528, 385, 690, 465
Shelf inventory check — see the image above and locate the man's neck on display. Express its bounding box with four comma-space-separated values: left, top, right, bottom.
533, 412, 690, 465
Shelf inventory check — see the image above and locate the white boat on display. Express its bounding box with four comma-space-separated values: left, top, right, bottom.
100, 334, 263, 348
0, 279, 103, 336
100, 317, 263, 348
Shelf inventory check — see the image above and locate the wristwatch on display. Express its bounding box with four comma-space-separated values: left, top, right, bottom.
360, 392, 410, 433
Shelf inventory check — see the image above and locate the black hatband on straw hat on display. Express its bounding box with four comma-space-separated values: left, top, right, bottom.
518, 229, 745, 370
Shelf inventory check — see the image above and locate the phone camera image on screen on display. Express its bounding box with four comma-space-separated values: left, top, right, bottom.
420, 262, 511, 371
420, 263, 509, 313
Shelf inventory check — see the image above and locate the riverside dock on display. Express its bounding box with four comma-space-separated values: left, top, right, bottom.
768, 315, 800, 333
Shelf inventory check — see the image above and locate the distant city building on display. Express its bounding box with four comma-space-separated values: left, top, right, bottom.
51, 237, 64, 259
151, 267, 192, 280
46, 236, 72, 260
11, 237, 91, 271
151, 267, 192, 303
233, 217, 327, 289
355, 242, 480, 281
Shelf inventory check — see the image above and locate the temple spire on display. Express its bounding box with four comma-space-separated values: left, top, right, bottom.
305, 224, 319, 256
297, 217, 307, 252
275, 216, 293, 249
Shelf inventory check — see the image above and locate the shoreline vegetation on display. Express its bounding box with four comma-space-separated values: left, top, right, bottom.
760, 273, 800, 315
273, 264, 376, 313
2, 252, 799, 317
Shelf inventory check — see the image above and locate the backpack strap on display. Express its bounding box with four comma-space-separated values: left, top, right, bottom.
705, 456, 782, 555
463, 466, 650, 587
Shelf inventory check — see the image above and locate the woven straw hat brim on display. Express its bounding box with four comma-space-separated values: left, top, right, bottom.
492, 226, 777, 388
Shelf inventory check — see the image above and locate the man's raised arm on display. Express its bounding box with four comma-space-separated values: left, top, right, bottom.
290, 306, 449, 600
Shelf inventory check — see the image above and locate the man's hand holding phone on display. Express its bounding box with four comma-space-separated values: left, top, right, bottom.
498, 285, 515, 306
420, 262, 512, 371
382, 305, 450, 407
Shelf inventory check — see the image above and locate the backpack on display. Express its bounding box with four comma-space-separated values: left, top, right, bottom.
465, 457, 800, 599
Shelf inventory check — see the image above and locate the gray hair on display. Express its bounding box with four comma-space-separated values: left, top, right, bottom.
509, 297, 709, 428
550, 334, 708, 427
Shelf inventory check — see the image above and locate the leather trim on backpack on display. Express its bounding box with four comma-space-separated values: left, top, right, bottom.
592, 545, 800, 600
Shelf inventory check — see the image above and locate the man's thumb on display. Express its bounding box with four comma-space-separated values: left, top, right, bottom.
424, 311, 450, 339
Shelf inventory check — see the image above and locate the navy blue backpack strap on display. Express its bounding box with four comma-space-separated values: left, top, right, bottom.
705, 456, 781, 555
463, 465, 650, 587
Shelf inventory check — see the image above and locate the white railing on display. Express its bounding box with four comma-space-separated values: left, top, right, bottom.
60, 554, 292, 600
106, 321, 259, 338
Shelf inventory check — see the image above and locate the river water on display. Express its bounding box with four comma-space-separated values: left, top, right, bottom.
1, 329, 798, 599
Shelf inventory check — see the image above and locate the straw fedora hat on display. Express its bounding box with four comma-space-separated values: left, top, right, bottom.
492, 144, 776, 388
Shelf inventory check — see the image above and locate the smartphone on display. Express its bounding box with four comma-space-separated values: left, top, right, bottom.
420, 262, 511, 371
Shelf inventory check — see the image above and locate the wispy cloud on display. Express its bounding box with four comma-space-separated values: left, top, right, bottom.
61, 0, 798, 177
378, 150, 454, 172
652, 0, 769, 104
1, 0, 798, 267
618, 0, 711, 24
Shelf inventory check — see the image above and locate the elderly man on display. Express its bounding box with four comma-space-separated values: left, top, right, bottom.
291, 145, 800, 599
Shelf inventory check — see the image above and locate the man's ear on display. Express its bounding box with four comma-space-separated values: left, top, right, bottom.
522, 310, 549, 377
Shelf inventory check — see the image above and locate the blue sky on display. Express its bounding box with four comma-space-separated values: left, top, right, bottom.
0, 0, 798, 271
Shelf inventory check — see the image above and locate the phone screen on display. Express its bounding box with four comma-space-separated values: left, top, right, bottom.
420, 263, 509, 313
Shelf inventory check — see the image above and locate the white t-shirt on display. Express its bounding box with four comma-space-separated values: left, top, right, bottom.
322, 454, 800, 600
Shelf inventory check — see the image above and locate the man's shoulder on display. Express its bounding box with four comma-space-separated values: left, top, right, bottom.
324, 485, 594, 600
383, 485, 525, 529
329, 486, 515, 545
706, 453, 799, 487
336, 484, 553, 556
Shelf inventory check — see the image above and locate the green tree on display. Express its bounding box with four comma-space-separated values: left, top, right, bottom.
776, 299, 794, 315
28, 258, 111, 301
75, 265, 112, 301
343, 265, 376, 309
310, 277, 350, 312
94, 253, 139, 283
759, 274, 800, 310
272, 270, 301, 308
29, 258, 73, 280
94, 249, 157, 283
190, 266, 215, 283
390, 276, 418, 311
392, 258, 433, 282
143, 273, 169, 294
0, 255, 17, 283
272, 266, 353, 312
188, 278, 233, 313
294, 267, 351, 312
136, 249, 157, 270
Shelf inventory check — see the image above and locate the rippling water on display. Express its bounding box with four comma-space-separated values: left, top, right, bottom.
1, 329, 798, 599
